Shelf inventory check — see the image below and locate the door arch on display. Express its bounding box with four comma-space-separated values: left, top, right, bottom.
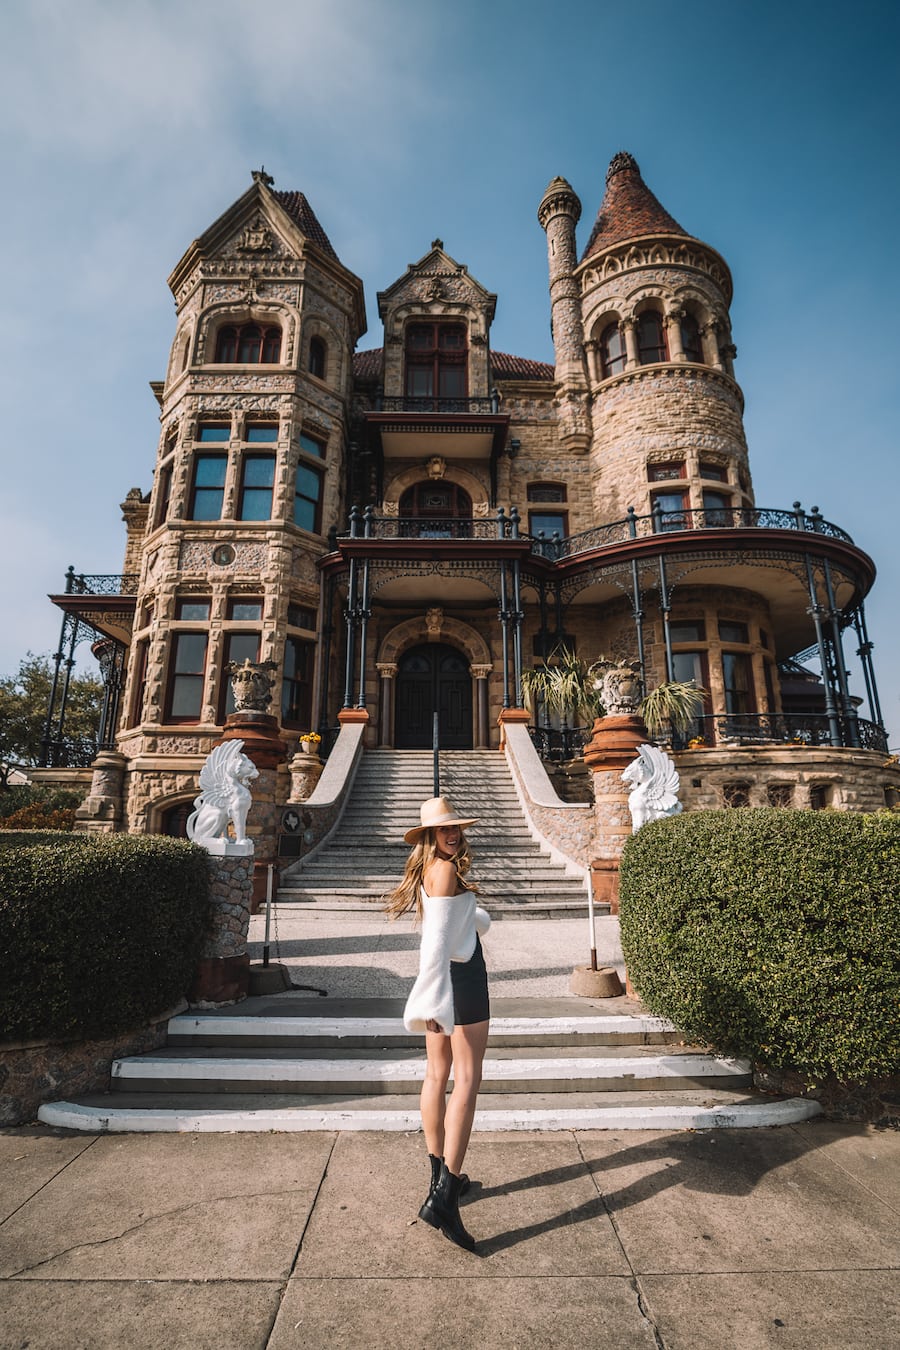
395, 643, 473, 749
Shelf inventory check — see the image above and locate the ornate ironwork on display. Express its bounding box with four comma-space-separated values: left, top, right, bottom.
64, 568, 140, 596
531, 504, 853, 560
656, 712, 887, 754
341, 512, 519, 542
41, 736, 99, 768
527, 725, 592, 762
375, 395, 500, 415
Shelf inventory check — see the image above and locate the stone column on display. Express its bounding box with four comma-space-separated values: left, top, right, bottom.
584, 339, 599, 385
665, 309, 685, 361
471, 664, 493, 749
622, 317, 639, 370
376, 662, 398, 747
190, 853, 253, 1006
701, 319, 723, 369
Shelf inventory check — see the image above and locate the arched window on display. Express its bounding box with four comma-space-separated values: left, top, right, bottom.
399, 480, 472, 538
309, 337, 327, 379
599, 323, 626, 378
213, 321, 281, 364
637, 311, 667, 364
680, 312, 703, 363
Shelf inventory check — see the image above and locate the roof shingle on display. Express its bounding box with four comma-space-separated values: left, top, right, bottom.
272, 190, 338, 260
581, 152, 687, 261
351, 348, 555, 383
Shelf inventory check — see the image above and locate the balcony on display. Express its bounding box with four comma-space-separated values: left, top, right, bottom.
362, 394, 509, 465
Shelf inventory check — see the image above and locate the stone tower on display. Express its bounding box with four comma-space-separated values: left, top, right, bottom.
118, 169, 366, 834
575, 152, 749, 525
537, 176, 591, 453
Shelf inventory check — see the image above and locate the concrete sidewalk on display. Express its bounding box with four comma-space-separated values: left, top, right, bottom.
1, 1122, 899, 1348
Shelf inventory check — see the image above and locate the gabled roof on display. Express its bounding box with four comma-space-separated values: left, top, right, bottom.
581, 152, 688, 261
350, 347, 555, 383
271, 190, 338, 261
377, 242, 497, 320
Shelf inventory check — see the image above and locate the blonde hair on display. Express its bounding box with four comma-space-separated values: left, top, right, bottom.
383, 828, 477, 920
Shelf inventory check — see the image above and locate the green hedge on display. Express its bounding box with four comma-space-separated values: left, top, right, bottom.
0, 834, 211, 1043
619, 809, 900, 1084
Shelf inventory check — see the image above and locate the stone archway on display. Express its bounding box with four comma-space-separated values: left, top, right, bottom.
377, 614, 493, 748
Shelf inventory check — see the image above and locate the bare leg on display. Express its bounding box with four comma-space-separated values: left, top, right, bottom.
443, 1020, 489, 1176
421, 1029, 452, 1158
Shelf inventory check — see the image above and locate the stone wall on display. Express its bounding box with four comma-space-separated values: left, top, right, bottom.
0, 1005, 179, 1128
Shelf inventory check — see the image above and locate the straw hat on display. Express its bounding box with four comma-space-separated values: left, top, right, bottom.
403, 797, 479, 846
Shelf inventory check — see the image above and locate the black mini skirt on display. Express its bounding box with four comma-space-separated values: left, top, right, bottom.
450, 934, 490, 1025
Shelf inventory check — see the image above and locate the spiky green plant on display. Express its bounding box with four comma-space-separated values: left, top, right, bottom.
521, 648, 605, 724
639, 680, 707, 736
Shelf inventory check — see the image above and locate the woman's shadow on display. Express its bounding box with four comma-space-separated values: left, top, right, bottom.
471, 1120, 851, 1255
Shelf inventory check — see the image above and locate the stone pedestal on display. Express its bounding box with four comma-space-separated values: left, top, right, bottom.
584, 713, 648, 993
73, 750, 126, 833
215, 713, 287, 912
190, 854, 253, 1006
288, 750, 324, 801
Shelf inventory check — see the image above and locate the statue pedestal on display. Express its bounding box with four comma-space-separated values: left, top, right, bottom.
190, 854, 253, 1006
216, 714, 288, 912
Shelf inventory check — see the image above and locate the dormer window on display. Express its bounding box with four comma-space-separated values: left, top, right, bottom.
214, 322, 281, 364
405, 323, 467, 404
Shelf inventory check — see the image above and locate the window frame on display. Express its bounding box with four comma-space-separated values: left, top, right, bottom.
188, 455, 227, 521
238, 452, 276, 522
218, 629, 262, 721
213, 321, 282, 365
308, 336, 327, 379
599, 322, 627, 378
637, 310, 668, 365
404, 321, 468, 403
281, 632, 315, 729
164, 630, 209, 724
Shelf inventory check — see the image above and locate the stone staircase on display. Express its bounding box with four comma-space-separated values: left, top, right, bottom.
279, 749, 592, 915
37, 996, 822, 1133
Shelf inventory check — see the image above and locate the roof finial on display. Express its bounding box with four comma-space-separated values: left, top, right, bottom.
606, 152, 639, 183
252, 165, 275, 187
431, 238, 444, 250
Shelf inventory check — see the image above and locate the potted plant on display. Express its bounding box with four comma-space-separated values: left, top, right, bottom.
298, 731, 322, 756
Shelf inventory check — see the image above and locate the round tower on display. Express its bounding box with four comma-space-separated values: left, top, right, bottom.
578, 152, 750, 524
538, 176, 590, 452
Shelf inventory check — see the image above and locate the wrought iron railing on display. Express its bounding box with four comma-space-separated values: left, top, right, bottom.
527, 713, 887, 761
661, 713, 887, 754
374, 394, 501, 415
64, 567, 140, 596
40, 736, 98, 768
527, 726, 592, 762
317, 725, 342, 761
338, 503, 853, 555
531, 502, 853, 559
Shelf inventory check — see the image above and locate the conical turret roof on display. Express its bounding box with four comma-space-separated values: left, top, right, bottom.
581, 152, 687, 260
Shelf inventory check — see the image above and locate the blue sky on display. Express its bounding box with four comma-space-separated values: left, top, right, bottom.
1, 0, 898, 747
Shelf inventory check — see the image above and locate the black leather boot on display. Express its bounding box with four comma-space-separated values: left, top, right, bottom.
419, 1162, 476, 1252
427, 1153, 470, 1200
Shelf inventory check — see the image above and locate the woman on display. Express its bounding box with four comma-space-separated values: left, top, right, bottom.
385, 796, 491, 1252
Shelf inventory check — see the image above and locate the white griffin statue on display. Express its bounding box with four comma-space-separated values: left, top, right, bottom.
622, 743, 683, 831
186, 740, 258, 855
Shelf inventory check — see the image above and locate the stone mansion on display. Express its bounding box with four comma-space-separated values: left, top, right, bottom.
43, 152, 899, 860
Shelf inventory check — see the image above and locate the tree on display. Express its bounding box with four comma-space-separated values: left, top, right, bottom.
0, 653, 102, 784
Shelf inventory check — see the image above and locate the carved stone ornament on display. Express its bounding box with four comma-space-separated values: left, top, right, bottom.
186, 740, 259, 855
425, 607, 443, 636
226, 658, 279, 712
425, 455, 447, 479
622, 744, 683, 832
425, 276, 445, 300
381, 500, 399, 516
592, 660, 642, 716
238, 217, 273, 252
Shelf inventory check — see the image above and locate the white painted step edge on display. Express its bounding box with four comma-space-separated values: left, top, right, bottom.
167, 1014, 678, 1039
113, 1053, 750, 1084
37, 1098, 822, 1133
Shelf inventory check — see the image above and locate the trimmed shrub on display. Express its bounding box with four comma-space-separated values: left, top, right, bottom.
0, 830, 90, 850
619, 809, 900, 1084
0, 834, 210, 1043
0, 785, 82, 824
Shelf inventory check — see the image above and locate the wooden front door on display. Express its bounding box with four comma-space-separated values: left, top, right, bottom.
395, 643, 472, 749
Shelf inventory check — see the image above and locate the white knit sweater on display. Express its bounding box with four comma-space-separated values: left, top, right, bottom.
403, 888, 491, 1036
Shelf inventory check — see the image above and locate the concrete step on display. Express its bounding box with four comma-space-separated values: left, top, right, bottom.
166, 1010, 682, 1049
274, 896, 605, 918
38, 1089, 822, 1133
